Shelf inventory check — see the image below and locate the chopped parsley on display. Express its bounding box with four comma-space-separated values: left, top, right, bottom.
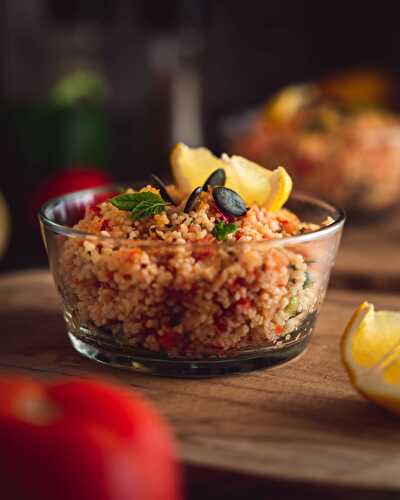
212, 221, 238, 241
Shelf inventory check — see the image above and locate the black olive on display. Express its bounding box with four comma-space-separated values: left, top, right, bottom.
151, 174, 175, 204
202, 168, 226, 191
212, 187, 247, 217
184, 187, 203, 213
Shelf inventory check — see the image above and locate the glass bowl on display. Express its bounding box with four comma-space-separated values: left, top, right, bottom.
39, 184, 345, 377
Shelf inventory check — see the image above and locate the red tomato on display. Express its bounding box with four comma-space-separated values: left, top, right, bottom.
0, 376, 182, 500
33, 167, 113, 217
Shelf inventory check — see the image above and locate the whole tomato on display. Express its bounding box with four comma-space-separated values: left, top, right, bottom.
0, 377, 181, 500
32, 167, 113, 218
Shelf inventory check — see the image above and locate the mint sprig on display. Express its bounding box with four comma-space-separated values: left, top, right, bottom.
110, 192, 169, 220
212, 221, 237, 241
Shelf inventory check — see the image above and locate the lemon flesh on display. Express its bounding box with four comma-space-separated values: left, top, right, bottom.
170, 143, 292, 211
170, 143, 240, 195
342, 302, 400, 415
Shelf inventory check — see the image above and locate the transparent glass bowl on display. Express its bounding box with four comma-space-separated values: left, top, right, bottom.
39, 184, 345, 377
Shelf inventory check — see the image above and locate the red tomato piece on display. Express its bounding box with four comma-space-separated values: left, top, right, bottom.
0, 376, 182, 500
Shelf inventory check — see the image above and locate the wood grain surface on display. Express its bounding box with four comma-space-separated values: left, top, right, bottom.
1, 270, 400, 499
332, 215, 400, 291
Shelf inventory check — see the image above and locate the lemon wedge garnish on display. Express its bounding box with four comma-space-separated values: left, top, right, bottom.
170, 143, 292, 211
222, 155, 292, 210
170, 143, 240, 195
341, 302, 400, 415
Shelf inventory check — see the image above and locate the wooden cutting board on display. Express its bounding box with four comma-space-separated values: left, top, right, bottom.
1, 270, 400, 499
332, 214, 400, 291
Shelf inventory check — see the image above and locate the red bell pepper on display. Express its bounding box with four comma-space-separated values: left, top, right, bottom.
0, 377, 181, 500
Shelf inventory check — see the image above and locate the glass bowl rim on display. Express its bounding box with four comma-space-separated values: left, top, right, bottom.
38, 183, 346, 247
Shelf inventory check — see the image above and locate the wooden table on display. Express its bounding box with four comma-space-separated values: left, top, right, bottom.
332, 215, 400, 291
1, 270, 400, 499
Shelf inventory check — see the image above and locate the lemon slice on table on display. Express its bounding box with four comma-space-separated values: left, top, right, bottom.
224, 155, 292, 210
170, 143, 292, 211
341, 302, 400, 415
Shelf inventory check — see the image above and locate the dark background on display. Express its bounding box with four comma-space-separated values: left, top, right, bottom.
1, 0, 399, 271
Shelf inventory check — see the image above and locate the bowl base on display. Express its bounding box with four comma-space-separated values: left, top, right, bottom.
68, 329, 312, 378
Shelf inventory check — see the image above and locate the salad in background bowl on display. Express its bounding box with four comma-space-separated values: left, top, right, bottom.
228, 68, 400, 218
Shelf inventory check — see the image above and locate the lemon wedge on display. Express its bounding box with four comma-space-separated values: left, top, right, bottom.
264, 83, 318, 124
222, 155, 292, 210
170, 143, 240, 195
170, 143, 292, 211
341, 302, 400, 415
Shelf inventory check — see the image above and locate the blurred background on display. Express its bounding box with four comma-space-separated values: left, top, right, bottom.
1, 0, 400, 271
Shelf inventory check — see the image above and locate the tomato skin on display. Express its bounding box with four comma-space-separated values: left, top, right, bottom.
0, 377, 181, 500
32, 167, 113, 218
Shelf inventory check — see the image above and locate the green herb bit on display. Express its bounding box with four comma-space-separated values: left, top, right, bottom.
212, 221, 237, 241
285, 296, 299, 316
303, 270, 314, 289
110, 192, 170, 220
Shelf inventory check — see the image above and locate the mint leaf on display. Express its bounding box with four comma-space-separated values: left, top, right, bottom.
110, 193, 140, 211
110, 192, 169, 220
212, 221, 237, 241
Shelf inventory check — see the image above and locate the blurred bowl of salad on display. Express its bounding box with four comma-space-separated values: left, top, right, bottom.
227, 68, 400, 218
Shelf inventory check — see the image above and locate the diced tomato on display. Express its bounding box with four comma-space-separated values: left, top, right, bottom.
234, 231, 243, 240
215, 318, 227, 332
90, 205, 102, 216
193, 250, 212, 261
235, 277, 247, 288
100, 219, 110, 231
159, 330, 180, 350
229, 276, 247, 292
275, 325, 284, 335
236, 298, 251, 309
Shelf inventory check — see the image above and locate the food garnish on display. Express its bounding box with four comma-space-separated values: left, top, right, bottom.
171, 143, 241, 195
212, 187, 247, 217
202, 168, 226, 191
184, 187, 203, 213
110, 191, 170, 220
171, 142, 292, 211
342, 302, 400, 415
151, 174, 176, 204
212, 221, 238, 241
